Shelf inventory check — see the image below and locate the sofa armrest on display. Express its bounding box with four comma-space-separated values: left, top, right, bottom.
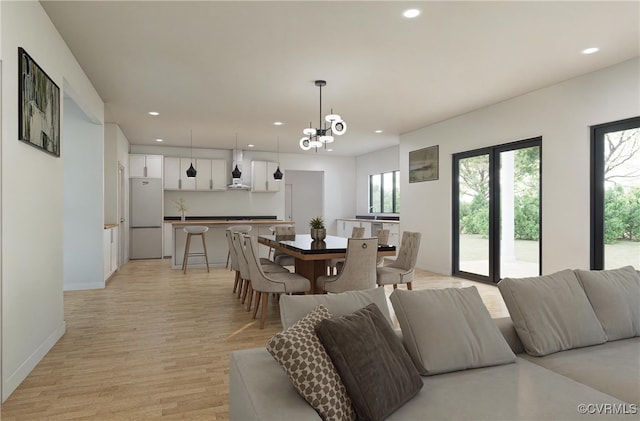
494, 317, 525, 354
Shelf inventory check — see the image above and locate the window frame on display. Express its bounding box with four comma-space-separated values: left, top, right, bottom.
369, 170, 400, 214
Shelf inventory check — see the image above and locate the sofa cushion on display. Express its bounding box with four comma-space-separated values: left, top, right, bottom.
266, 305, 355, 421
575, 266, 640, 341
520, 337, 640, 405
498, 269, 607, 356
279, 287, 392, 330
315, 303, 422, 421
390, 287, 516, 375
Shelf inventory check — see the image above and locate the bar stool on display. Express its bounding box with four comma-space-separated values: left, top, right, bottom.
182, 226, 210, 274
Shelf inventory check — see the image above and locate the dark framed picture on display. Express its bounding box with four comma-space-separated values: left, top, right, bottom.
18, 47, 60, 157
409, 145, 439, 183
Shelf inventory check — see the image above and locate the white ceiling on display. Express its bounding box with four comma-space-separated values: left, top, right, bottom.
41, 1, 639, 156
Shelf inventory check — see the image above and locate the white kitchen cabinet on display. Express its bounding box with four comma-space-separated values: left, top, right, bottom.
129, 154, 163, 178
163, 157, 198, 190
251, 160, 280, 192
110, 227, 119, 272
163, 222, 173, 257
196, 158, 227, 191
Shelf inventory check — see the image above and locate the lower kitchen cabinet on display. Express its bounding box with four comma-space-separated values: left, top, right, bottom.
103, 226, 119, 281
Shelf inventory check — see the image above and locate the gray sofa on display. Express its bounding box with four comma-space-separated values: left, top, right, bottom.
230, 268, 640, 420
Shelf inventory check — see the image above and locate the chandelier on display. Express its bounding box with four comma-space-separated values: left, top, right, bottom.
299, 80, 347, 151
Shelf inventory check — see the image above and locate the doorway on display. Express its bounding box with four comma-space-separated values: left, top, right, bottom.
284, 170, 324, 234
452, 137, 542, 283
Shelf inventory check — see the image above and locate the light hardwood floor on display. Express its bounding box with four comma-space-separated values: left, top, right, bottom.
0, 259, 508, 420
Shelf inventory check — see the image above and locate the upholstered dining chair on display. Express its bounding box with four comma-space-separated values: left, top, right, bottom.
317, 237, 379, 293
267, 224, 293, 259
242, 235, 311, 329
225, 228, 243, 293
376, 231, 421, 290
272, 225, 296, 267
226, 225, 252, 269
375, 228, 390, 266
232, 232, 288, 311
329, 226, 366, 274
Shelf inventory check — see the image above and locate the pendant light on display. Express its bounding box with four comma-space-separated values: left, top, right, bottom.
231, 133, 242, 179
273, 136, 283, 180
186, 128, 197, 178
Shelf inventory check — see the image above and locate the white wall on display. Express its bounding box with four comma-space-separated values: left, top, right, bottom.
356, 145, 399, 215
399, 59, 640, 275
132, 145, 356, 235
1, 1, 104, 401
63, 97, 104, 290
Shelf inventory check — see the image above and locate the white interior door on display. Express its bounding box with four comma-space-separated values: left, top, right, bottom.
284, 170, 323, 235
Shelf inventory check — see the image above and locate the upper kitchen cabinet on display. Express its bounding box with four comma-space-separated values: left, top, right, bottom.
196, 159, 228, 191
129, 154, 163, 178
164, 157, 195, 190
251, 160, 280, 192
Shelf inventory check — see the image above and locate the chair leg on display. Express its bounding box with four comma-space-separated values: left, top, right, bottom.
407, 282, 413, 290
226, 250, 231, 269
233, 271, 240, 293
237, 279, 244, 298
182, 233, 192, 274
252, 292, 262, 319
241, 280, 250, 304
260, 292, 269, 329
201, 234, 210, 273
246, 286, 254, 312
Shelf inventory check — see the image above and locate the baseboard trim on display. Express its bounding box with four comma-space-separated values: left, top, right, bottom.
2, 321, 66, 402
63, 282, 105, 291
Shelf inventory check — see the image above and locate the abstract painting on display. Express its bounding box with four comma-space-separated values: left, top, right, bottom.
409, 145, 439, 183
18, 47, 60, 157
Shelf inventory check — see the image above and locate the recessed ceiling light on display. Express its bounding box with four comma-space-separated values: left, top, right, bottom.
582, 47, 599, 55
375, 130, 383, 134
155, 138, 163, 142
248, 144, 255, 148
403, 9, 421, 18
148, 111, 159, 116
273, 121, 283, 126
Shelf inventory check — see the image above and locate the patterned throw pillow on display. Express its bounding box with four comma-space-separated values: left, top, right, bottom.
266, 305, 355, 421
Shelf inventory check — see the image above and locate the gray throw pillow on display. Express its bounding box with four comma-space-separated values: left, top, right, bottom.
315, 303, 422, 421
499, 269, 607, 356
575, 266, 640, 341
279, 287, 393, 330
390, 287, 516, 375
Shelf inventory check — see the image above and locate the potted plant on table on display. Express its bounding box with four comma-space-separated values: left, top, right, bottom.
309, 216, 326, 241
174, 197, 188, 221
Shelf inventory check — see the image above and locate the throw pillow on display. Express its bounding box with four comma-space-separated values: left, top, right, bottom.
389, 287, 516, 375
266, 305, 355, 421
575, 266, 640, 341
279, 287, 393, 330
315, 303, 422, 421
498, 269, 607, 356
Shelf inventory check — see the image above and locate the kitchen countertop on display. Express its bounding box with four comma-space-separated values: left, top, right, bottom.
104, 224, 118, 229
337, 218, 400, 224
170, 220, 293, 226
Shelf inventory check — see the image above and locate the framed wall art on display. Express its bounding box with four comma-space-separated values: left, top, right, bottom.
409, 145, 439, 183
18, 47, 60, 157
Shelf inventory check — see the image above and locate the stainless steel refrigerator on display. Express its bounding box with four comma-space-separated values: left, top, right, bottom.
130, 178, 163, 259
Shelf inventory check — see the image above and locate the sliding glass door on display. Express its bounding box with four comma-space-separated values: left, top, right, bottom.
453, 138, 541, 283
591, 117, 640, 269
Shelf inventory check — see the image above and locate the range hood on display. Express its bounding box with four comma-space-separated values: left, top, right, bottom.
227, 149, 251, 190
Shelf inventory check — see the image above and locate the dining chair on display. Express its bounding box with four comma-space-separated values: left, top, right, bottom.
243, 235, 311, 329
272, 225, 296, 266
376, 231, 421, 290
232, 232, 289, 310
225, 228, 242, 293
316, 237, 379, 293
375, 228, 390, 266
329, 226, 366, 275
267, 224, 293, 260
226, 225, 252, 269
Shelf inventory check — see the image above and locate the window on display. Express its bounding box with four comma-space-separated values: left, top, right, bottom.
590, 117, 640, 269
369, 170, 400, 213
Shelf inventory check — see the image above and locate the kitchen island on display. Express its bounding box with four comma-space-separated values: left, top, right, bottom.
169, 219, 293, 269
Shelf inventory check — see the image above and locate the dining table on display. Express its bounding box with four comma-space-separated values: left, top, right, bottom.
258, 234, 396, 294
